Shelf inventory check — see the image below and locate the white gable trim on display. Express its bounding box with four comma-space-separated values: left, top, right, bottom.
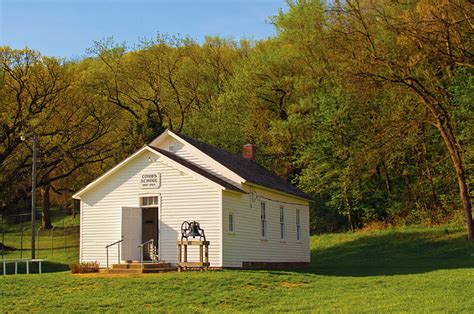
156, 130, 246, 184
149, 129, 171, 147
73, 146, 149, 199
73, 146, 232, 199
149, 129, 311, 202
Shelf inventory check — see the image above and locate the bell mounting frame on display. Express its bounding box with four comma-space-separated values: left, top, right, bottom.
180, 220, 206, 242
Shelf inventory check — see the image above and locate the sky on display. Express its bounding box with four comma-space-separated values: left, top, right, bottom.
0, 0, 286, 59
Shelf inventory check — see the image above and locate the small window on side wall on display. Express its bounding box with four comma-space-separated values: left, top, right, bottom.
296, 209, 301, 241
280, 206, 285, 240
229, 212, 235, 233
261, 202, 267, 239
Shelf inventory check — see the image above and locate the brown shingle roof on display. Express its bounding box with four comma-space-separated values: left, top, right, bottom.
170, 133, 312, 200
147, 145, 245, 194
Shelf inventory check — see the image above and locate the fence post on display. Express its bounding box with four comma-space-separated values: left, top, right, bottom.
0, 215, 3, 263
20, 228, 26, 259
51, 226, 55, 256
36, 227, 42, 259
64, 225, 67, 252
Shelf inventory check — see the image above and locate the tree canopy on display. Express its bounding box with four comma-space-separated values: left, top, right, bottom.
1, 0, 472, 238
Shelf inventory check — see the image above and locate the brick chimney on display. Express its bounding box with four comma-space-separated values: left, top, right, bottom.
242, 144, 256, 160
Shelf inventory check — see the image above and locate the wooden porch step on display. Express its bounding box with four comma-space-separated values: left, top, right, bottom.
142, 267, 178, 273
104, 267, 177, 274
105, 269, 143, 274
105, 261, 177, 274
111, 262, 171, 270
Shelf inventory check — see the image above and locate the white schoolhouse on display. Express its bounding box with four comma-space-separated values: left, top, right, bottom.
73, 129, 311, 269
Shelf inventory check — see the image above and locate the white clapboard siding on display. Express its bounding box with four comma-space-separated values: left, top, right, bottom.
153, 133, 243, 186
80, 150, 222, 267
222, 186, 310, 267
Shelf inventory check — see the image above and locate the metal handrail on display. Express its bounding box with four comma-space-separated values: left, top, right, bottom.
137, 238, 155, 268
105, 237, 124, 269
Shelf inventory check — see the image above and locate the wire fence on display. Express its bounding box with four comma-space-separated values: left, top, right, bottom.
0, 211, 80, 263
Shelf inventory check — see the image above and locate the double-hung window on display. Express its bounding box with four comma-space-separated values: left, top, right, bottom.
296, 209, 301, 241
229, 212, 235, 233
261, 202, 267, 239
280, 206, 285, 240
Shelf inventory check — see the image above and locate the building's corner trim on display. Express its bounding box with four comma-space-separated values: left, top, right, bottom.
219, 190, 224, 268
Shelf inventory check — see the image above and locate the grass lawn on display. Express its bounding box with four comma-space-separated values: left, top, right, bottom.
2, 223, 474, 312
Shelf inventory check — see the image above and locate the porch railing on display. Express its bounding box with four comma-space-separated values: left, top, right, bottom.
105, 237, 123, 269
137, 238, 157, 268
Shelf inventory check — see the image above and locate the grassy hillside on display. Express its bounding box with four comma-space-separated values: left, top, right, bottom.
1, 224, 474, 312
1, 209, 79, 270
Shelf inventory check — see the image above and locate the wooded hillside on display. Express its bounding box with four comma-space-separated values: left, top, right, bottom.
1, 0, 472, 236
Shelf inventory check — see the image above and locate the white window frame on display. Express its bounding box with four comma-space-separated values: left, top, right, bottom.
296, 209, 301, 241
228, 212, 235, 233
280, 206, 285, 240
140, 195, 159, 208
260, 202, 267, 239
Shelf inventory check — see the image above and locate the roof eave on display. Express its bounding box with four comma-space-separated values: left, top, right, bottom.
73, 145, 152, 199
166, 130, 247, 184
146, 145, 246, 194
243, 181, 313, 203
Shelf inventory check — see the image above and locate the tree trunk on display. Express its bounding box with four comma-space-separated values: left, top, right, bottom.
41, 184, 53, 229
403, 166, 413, 211
343, 184, 355, 231
436, 120, 473, 240
421, 127, 439, 209
382, 162, 392, 197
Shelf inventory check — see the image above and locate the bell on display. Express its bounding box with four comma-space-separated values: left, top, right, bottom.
186, 221, 201, 238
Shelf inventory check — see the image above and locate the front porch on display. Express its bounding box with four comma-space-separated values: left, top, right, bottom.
102, 261, 177, 274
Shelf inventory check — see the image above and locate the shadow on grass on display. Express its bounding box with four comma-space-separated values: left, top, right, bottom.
286, 229, 474, 277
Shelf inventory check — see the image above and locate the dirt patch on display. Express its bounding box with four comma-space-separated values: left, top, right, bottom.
242, 284, 257, 291
71, 273, 143, 278
279, 281, 305, 289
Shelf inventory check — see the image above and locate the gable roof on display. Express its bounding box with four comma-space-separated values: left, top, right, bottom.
166, 132, 312, 201
73, 145, 244, 199
146, 146, 245, 193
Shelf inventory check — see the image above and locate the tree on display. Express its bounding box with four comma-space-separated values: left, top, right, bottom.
0, 47, 117, 228
329, 0, 473, 238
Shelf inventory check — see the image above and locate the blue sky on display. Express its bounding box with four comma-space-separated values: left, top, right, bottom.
0, 0, 286, 59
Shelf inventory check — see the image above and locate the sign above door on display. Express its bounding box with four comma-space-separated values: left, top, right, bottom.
139, 172, 161, 189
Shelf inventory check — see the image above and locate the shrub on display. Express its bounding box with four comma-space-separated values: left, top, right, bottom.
69, 261, 99, 274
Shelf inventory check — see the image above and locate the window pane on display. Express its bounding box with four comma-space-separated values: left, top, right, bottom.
229, 214, 234, 232
153, 196, 158, 205
261, 221, 267, 238
143, 197, 148, 206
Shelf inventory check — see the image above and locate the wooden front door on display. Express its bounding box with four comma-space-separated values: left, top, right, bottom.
142, 207, 158, 260
121, 207, 141, 262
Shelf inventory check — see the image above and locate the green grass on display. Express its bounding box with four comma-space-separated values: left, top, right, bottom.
1, 208, 79, 271
2, 224, 474, 312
